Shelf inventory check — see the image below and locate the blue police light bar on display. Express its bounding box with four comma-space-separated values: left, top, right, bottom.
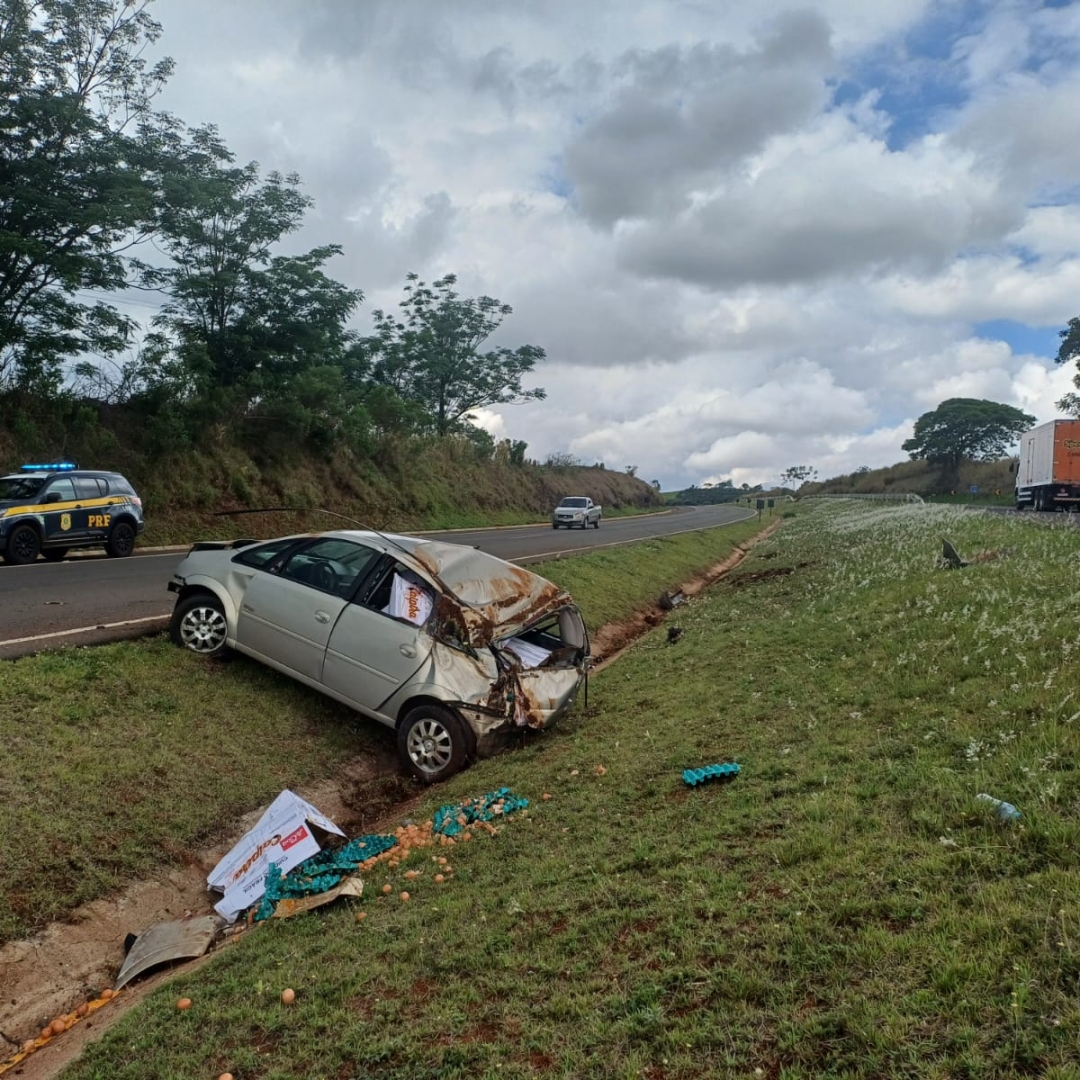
20, 462, 77, 471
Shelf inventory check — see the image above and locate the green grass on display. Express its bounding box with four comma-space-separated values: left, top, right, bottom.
57, 500, 1080, 1080
0, 519, 757, 946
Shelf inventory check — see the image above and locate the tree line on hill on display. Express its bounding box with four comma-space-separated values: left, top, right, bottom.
0, 0, 546, 465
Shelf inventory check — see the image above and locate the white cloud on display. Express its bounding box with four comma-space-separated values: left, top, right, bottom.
137, 0, 1080, 489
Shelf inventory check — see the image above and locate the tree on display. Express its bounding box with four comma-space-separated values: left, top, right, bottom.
0, 0, 173, 394
781, 465, 817, 487
134, 127, 362, 425
1055, 316, 1080, 416
365, 274, 546, 436
902, 398, 1035, 467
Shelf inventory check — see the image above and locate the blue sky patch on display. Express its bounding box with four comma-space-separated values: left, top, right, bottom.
974, 318, 1063, 360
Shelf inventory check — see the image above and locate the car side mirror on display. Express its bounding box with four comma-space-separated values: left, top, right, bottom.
43, 492, 62, 504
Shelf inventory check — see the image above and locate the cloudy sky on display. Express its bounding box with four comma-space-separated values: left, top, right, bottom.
147, 0, 1080, 488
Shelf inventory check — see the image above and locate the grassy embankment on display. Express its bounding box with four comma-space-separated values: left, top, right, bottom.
49, 499, 1080, 1080
0, 428, 663, 546
0, 516, 764, 945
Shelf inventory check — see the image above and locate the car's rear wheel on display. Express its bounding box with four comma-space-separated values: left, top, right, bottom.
104, 520, 136, 558
397, 704, 471, 784
171, 594, 229, 658
42, 548, 69, 562
4, 523, 41, 565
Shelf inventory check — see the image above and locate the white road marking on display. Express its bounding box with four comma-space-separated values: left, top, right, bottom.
0, 614, 168, 648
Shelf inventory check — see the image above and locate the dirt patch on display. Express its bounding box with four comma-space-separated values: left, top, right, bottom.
725, 560, 810, 588
590, 520, 781, 672
1, 520, 784, 1080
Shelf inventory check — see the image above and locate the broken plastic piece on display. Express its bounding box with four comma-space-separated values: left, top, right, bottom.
683, 762, 740, 787
114, 915, 219, 990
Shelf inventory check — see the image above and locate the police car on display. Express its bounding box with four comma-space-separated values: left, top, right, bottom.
0, 463, 145, 565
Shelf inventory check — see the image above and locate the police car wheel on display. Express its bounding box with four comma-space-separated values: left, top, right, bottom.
104, 521, 136, 558
4, 524, 41, 565
397, 705, 472, 784
171, 595, 229, 657
42, 548, 69, 562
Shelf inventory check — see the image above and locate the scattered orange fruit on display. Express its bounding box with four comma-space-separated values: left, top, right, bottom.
381, 884, 392, 895
40, 1026, 51, 1041
176, 997, 192, 1011
462, 832, 472, 842
355, 911, 366, 922
542, 793, 552, 801
75, 1003, 89, 1018
49, 1018, 66, 1036
218, 1074, 235, 1080
100, 988, 115, 1000
437, 857, 447, 866
434, 874, 445, 884
569, 769, 579, 776
404, 870, 419, 880
594, 764, 607, 776
281, 988, 296, 1005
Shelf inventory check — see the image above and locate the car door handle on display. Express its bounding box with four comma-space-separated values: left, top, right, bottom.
315, 610, 331, 624
399, 644, 417, 658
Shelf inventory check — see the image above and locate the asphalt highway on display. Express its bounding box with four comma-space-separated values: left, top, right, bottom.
0, 504, 756, 658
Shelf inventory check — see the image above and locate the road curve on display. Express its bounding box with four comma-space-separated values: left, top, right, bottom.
0, 504, 756, 658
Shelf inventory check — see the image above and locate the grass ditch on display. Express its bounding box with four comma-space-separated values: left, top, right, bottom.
54, 501, 1080, 1080
0, 517, 761, 946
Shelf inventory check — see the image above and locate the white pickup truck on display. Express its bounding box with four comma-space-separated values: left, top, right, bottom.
552, 496, 602, 529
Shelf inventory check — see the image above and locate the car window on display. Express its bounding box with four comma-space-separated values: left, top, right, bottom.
107, 476, 136, 495
233, 537, 301, 570
0, 475, 44, 500
42, 478, 77, 502
559, 498, 588, 507
75, 477, 105, 499
363, 560, 435, 626
279, 538, 381, 598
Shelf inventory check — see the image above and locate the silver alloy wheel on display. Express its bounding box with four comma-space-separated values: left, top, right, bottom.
405, 717, 455, 775
178, 605, 228, 653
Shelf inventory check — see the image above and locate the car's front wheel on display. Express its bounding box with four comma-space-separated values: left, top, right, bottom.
170, 594, 230, 658
4, 523, 41, 565
397, 704, 472, 784
104, 520, 136, 558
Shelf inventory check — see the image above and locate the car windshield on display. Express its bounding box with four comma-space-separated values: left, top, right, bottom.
559, 498, 588, 507
0, 474, 45, 500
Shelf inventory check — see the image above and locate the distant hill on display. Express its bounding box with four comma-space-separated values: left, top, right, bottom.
803, 458, 1015, 498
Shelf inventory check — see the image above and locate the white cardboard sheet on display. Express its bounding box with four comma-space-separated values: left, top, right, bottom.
383, 573, 433, 626
207, 790, 345, 922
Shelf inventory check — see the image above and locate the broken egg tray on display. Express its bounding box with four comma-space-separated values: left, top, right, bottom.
682, 762, 740, 787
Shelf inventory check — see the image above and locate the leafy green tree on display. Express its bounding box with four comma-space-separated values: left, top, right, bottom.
365, 274, 546, 436
781, 465, 817, 487
902, 398, 1035, 467
133, 127, 362, 426
1055, 316, 1080, 416
0, 0, 173, 395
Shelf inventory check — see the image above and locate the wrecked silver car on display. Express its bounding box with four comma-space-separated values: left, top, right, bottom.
167, 531, 589, 782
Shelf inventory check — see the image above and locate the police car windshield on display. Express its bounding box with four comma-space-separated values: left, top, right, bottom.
0, 474, 44, 500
